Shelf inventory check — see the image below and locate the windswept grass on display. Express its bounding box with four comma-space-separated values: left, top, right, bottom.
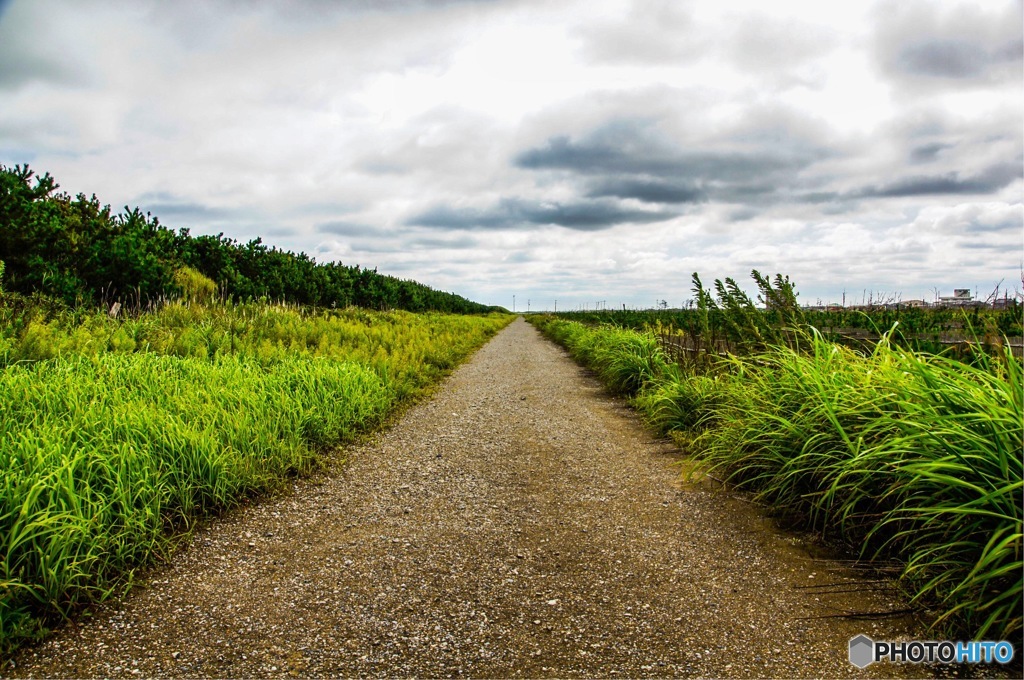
0, 300, 512, 653
542, 320, 671, 396
1, 354, 389, 639
530, 315, 1022, 642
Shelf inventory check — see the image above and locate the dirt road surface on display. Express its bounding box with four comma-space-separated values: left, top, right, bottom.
9, 318, 930, 678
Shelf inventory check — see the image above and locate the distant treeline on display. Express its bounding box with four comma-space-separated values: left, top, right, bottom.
554, 271, 1022, 359
0, 165, 498, 314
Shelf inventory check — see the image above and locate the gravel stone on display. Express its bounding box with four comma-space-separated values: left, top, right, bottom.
8, 318, 943, 678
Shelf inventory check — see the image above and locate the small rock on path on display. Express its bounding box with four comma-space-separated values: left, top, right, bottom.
9, 318, 929, 678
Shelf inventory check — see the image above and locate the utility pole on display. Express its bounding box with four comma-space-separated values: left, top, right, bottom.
527, 299, 530, 312
513, 295, 516, 313
554, 300, 557, 313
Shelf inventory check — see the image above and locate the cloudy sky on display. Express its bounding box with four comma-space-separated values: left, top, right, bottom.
1, 0, 1021, 309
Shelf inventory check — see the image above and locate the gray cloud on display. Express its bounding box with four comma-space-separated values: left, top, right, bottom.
793, 191, 843, 204
514, 117, 832, 212
346, 239, 407, 254
407, 197, 676, 231
584, 177, 707, 204
874, 2, 1023, 85
503, 251, 533, 264
908, 141, 951, 163
520, 200, 675, 230
950, 209, 1024, 236
896, 39, 1019, 79
856, 162, 1022, 198
140, 0, 504, 44
963, 220, 1021, 235
408, 203, 515, 230
515, 133, 630, 173
516, 126, 816, 182
359, 160, 408, 176
507, 101, 1019, 236
316, 220, 377, 236
716, 183, 780, 202
262, 225, 299, 238
727, 208, 759, 222
134, 192, 272, 233
265, 0, 504, 17
0, 46, 76, 90
138, 205, 227, 221
407, 235, 479, 249
0, 0, 85, 89
901, 39, 987, 77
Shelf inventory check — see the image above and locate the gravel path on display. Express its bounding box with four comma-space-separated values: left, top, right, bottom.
8, 317, 930, 678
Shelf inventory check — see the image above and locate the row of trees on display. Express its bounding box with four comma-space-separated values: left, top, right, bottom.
0, 165, 497, 314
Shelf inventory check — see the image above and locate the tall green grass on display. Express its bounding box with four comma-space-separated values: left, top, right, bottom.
531, 316, 1022, 642
0, 300, 512, 653
0, 301, 508, 395
1, 354, 388, 639
542, 319, 671, 396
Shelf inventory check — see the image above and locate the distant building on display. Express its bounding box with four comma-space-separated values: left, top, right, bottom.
802, 288, 1015, 312
937, 289, 975, 307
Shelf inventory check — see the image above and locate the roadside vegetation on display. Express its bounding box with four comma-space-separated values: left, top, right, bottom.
0, 164, 500, 313
529, 271, 1022, 643
0, 165, 513, 654
0, 295, 511, 654
558, 275, 1021, 359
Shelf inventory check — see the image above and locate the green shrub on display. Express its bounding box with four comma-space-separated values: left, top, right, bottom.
531, 315, 1023, 641
172, 266, 216, 304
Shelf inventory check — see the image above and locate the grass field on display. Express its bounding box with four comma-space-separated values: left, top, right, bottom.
530, 314, 1022, 643
0, 298, 512, 653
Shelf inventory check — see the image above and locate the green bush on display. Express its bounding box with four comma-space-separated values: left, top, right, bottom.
172, 266, 217, 304
530, 315, 1023, 641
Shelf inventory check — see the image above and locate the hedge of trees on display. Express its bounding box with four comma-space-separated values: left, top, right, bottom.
0, 164, 497, 314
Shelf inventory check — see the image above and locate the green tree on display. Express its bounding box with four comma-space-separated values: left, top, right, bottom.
0, 164, 492, 314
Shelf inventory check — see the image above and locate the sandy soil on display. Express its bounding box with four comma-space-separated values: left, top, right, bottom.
8, 317, 940, 678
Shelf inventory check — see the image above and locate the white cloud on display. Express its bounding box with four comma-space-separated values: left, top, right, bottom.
0, 0, 1019, 308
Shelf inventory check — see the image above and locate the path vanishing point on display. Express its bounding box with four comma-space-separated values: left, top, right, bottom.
9, 318, 928, 678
